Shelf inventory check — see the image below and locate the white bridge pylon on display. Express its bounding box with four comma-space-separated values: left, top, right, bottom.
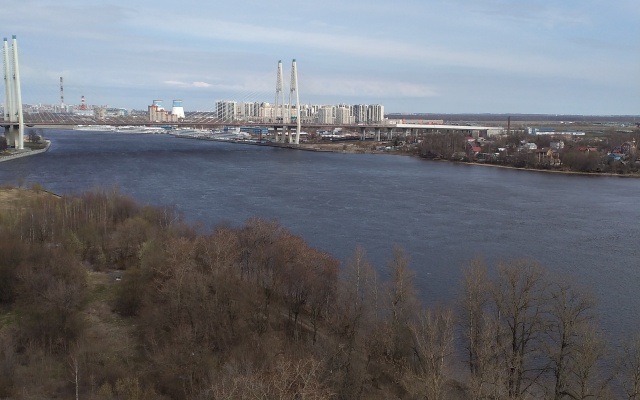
274, 59, 301, 145
2, 35, 24, 150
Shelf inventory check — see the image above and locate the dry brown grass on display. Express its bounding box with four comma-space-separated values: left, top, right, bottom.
0, 187, 60, 211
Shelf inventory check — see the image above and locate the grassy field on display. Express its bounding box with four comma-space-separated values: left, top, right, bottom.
0, 186, 60, 211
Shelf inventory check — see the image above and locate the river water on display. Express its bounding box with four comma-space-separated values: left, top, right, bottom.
1, 129, 639, 342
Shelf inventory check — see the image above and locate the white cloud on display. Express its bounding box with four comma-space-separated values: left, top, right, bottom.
163, 80, 186, 86
192, 81, 212, 88
163, 80, 213, 88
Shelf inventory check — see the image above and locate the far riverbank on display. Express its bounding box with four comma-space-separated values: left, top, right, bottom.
284, 140, 640, 178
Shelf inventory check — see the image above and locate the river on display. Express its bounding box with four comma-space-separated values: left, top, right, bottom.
1, 129, 639, 342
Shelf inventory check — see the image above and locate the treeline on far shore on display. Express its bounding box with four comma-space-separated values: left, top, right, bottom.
417, 130, 640, 174
0, 187, 639, 399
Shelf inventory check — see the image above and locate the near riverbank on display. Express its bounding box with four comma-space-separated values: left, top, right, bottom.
0, 185, 60, 211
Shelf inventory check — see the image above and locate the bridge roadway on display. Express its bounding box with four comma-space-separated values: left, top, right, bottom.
2, 115, 504, 139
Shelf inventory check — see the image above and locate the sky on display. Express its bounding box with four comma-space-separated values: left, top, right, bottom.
1, 0, 639, 115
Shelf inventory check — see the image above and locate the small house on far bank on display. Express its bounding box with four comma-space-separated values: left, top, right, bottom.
620, 141, 637, 156
550, 140, 565, 150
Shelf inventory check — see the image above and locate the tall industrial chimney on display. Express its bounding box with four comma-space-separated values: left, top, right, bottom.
60, 77, 65, 111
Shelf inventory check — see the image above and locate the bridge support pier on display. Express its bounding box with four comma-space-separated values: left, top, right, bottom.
3, 36, 24, 150
6, 126, 18, 147
375, 128, 381, 142
284, 127, 290, 144
360, 127, 366, 141
289, 60, 301, 145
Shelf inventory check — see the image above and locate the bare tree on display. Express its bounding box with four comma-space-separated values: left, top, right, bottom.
546, 281, 597, 400
27, 128, 41, 143
460, 257, 491, 376
329, 245, 380, 399
0, 329, 17, 398
460, 257, 509, 399
385, 246, 419, 363
621, 334, 640, 399
195, 226, 240, 275
491, 260, 549, 398
237, 217, 282, 282
405, 307, 454, 399
210, 357, 334, 399
306, 249, 338, 344
67, 340, 81, 400
564, 325, 611, 399
470, 314, 509, 399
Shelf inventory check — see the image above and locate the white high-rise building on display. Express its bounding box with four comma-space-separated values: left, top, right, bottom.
335, 106, 352, 125
259, 103, 276, 122
240, 102, 260, 120
352, 104, 367, 124
368, 104, 385, 123
317, 106, 335, 124
216, 100, 237, 121
205, 99, 385, 125
297, 104, 316, 123
348, 104, 385, 124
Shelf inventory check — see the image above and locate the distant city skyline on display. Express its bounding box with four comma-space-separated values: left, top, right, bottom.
1, 0, 639, 115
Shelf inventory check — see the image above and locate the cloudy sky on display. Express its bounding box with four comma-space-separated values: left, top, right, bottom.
2, 0, 639, 114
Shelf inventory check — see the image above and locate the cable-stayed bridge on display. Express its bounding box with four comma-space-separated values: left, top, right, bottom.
5, 111, 504, 144
3, 41, 504, 143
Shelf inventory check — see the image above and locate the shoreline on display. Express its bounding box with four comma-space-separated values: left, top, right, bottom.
182, 135, 640, 178
418, 156, 640, 178
278, 141, 640, 178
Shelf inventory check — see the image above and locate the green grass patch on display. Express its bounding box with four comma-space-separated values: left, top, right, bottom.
86, 271, 116, 304
0, 310, 18, 328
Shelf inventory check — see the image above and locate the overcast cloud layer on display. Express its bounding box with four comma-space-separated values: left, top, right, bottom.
2, 0, 639, 114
